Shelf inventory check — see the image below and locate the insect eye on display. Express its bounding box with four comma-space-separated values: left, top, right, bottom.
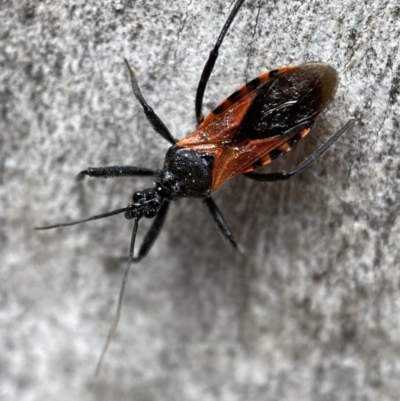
132, 191, 143, 203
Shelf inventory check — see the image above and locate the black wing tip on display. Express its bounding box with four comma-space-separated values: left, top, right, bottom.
295, 62, 339, 111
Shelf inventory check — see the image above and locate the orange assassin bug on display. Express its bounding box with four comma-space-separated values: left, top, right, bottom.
36, 0, 354, 372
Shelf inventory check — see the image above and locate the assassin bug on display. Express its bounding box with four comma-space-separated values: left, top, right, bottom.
36, 0, 353, 372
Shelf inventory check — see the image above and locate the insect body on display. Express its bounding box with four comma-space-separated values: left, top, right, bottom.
36, 0, 353, 372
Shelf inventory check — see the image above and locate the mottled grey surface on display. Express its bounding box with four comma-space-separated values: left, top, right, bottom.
1, 0, 400, 400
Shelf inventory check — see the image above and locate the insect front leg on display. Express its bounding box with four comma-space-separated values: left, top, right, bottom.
244, 119, 355, 182
132, 201, 170, 262
76, 166, 155, 180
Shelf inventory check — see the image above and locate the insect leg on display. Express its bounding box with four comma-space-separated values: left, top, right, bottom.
195, 0, 246, 125
133, 200, 170, 262
124, 59, 177, 145
204, 197, 238, 250
76, 166, 155, 180
244, 119, 355, 182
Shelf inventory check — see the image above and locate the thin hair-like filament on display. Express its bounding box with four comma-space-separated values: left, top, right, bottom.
95, 217, 139, 376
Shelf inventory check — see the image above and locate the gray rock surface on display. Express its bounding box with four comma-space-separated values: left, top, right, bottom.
1, 0, 399, 400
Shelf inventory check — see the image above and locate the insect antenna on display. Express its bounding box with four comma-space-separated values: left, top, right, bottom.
34, 207, 128, 230
95, 217, 140, 376
35, 207, 140, 374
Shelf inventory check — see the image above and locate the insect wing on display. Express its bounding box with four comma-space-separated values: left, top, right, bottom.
233, 63, 338, 142
178, 68, 279, 149
179, 63, 339, 190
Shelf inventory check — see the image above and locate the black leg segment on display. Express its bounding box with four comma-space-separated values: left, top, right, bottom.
195, 0, 246, 125
124, 59, 177, 145
133, 200, 170, 262
76, 166, 155, 180
244, 119, 355, 182
204, 197, 238, 251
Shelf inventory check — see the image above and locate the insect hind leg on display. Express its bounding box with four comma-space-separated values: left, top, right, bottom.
244, 119, 355, 182
195, 0, 246, 126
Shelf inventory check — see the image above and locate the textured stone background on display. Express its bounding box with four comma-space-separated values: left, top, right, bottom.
1, 0, 399, 400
